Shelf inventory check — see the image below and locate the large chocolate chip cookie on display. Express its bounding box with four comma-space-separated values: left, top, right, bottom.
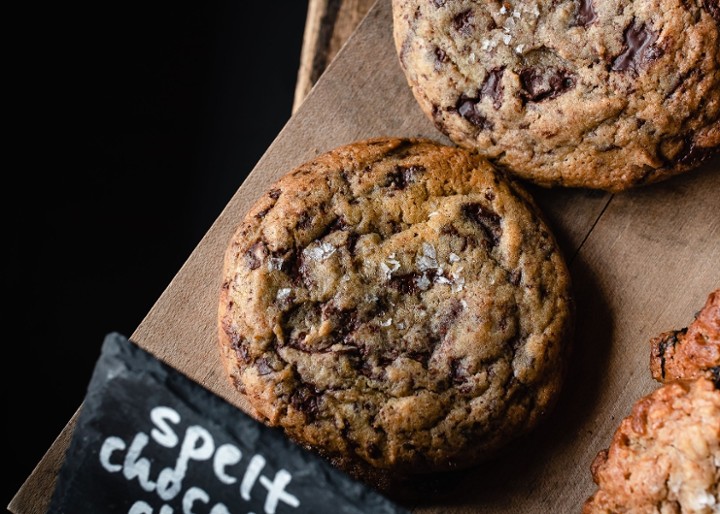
218, 137, 574, 491
392, 0, 720, 191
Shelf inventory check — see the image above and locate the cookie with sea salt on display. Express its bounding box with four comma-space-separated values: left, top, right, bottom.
218, 137, 574, 490
392, 0, 720, 192
583, 377, 720, 514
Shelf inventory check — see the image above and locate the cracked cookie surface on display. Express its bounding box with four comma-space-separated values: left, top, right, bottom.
392, 0, 720, 191
585, 289, 720, 513
651, 288, 720, 385
583, 378, 720, 514
218, 137, 573, 482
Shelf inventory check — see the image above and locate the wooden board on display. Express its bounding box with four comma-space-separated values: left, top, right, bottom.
10, 0, 720, 512
293, 0, 376, 112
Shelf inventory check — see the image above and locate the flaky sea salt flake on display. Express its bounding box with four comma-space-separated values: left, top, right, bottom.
267, 257, 284, 271
503, 34, 512, 45
416, 274, 431, 291
448, 252, 461, 263
276, 288, 292, 301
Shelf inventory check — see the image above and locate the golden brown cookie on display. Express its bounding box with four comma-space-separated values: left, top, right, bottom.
392, 0, 720, 192
584, 378, 720, 514
585, 289, 720, 513
217, 137, 574, 491
651, 288, 720, 385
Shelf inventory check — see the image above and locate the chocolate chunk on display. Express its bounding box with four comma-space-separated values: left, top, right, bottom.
575, 0, 597, 27
389, 273, 422, 294
321, 303, 359, 342
296, 212, 313, 230
327, 216, 347, 232
510, 270, 522, 286
385, 165, 425, 189
255, 206, 272, 219
519, 67, 576, 103
268, 188, 282, 199
244, 241, 266, 270
702, 0, 720, 23
432, 0, 447, 7
230, 335, 250, 363
437, 300, 463, 339
290, 385, 320, 420
611, 23, 662, 72
457, 97, 493, 129
677, 137, 717, 168
480, 68, 505, 110
453, 9, 475, 35
461, 203, 502, 247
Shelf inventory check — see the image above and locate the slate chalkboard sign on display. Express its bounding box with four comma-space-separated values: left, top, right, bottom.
48, 333, 410, 514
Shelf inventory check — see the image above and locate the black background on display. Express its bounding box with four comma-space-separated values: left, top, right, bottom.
7, 2, 309, 508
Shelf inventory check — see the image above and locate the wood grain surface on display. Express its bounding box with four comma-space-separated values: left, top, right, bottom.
10, 0, 720, 512
293, 0, 376, 112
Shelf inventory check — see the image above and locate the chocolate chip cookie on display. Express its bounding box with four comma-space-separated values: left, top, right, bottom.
392, 0, 720, 192
218, 137, 573, 489
651, 288, 720, 385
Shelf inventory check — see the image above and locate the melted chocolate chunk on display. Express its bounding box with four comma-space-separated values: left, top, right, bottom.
702, 0, 720, 23
457, 97, 493, 129
432, 0, 447, 7
290, 385, 320, 420
244, 241, 267, 270
295, 211, 313, 230
437, 300, 463, 339
480, 68, 505, 109
677, 137, 717, 168
453, 9, 475, 35
611, 23, 662, 72
268, 188, 282, 199
255, 206, 272, 219
389, 273, 422, 295
384, 165, 426, 189
230, 335, 250, 363
575, 0, 597, 27
321, 304, 359, 343
519, 67, 576, 103
461, 203, 502, 247
346, 232, 359, 255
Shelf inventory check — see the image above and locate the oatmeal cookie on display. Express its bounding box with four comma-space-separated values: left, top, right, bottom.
584, 378, 720, 513
651, 288, 720, 385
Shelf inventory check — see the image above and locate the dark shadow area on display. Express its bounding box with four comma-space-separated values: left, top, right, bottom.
6, 1, 309, 507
